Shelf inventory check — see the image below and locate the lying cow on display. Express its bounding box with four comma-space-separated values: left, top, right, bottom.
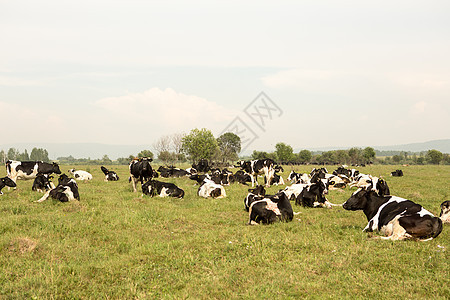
343, 189, 443, 241
69, 169, 93, 181
0, 177, 16, 195
32, 173, 55, 192
391, 169, 404, 177
6, 160, 61, 183
197, 179, 226, 198
101, 166, 119, 181
440, 201, 450, 224
244, 185, 266, 211
37, 174, 80, 203
248, 191, 293, 225
264, 173, 285, 186
142, 179, 184, 198
287, 171, 310, 184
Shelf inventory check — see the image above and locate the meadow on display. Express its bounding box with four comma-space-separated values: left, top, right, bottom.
0, 164, 448, 299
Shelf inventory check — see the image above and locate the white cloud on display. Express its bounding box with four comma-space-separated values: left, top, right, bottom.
93, 87, 238, 133
410, 101, 427, 115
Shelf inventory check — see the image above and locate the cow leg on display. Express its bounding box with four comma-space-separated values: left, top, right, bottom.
250, 174, 255, 187
131, 176, 137, 192
36, 190, 51, 202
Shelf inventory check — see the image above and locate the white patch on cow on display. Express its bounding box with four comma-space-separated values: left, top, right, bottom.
366, 196, 411, 231
159, 187, 169, 197
69, 169, 92, 181
377, 216, 412, 241
283, 184, 307, 199
418, 207, 434, 217
62, 186, 75, 201
265, 200, 281, 216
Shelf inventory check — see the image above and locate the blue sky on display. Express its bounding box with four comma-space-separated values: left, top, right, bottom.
1, 0, 449, 152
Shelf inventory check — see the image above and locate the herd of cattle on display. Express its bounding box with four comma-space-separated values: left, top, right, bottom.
1, 158, 449, 241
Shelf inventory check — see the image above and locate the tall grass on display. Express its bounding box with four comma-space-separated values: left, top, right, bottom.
0, 164, 448, 299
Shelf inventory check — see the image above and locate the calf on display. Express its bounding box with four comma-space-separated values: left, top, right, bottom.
391, 169, 404, 177
0, 177, 16, 195
440, 201, 450, 224
32, 174, 55, 192
142, 179, 184, 198
197, 179, 226, 198
6, 160, 61, 183
129, 158, 154, 192
101, 166, 119, 181
248, 192, 293, 225
343, 189, 443, 241
68, 169, 93, 181
237, 159, 276, 187
37, 174, 80, 203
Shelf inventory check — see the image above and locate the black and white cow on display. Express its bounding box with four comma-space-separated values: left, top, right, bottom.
0, 177, 16, 195
37, 174, 80, 203
32, 174, 55, 192
129, 158, 154, 192
141, 179, 184, 198
264, 173, 285, 186
343, 189, 443, 241
247, 191, 293, 225
440, 201, 450, 224
197, 178, 226, 198
6, 160, 61, 183
287, 171, 310, 184
157, 166, 190, 178
391, 169, 404, 177
244, 185, 266, 211
237, 159, 276, 187
101, 166, 120, 181
192, 159, 210, 173
68, 168, 93, 181
232, 170, 252, 185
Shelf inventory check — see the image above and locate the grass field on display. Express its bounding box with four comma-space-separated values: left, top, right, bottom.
0, 164, 448, 299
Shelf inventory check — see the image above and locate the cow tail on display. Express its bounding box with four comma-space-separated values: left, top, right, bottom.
5, 160, 12, 176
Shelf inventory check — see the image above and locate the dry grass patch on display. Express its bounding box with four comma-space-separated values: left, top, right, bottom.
9, 237, 38, 255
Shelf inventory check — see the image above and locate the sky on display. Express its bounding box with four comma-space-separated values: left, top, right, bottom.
1, 0, 449, 154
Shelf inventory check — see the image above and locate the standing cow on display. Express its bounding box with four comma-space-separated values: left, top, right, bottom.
6, 160, 61, 183
237, 159, 276, 187
129, 158, 154, 192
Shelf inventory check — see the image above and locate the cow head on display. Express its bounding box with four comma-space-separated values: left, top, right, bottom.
52, 163, 62, 174
248, 185, 266, 196
343, 189, 369, 211
1, 177, 17, 188
440, 201, 450, 220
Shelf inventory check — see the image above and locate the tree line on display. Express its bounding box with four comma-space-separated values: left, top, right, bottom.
1, 129, 449, 165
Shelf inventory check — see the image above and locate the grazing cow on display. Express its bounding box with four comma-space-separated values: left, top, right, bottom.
237, 159, 276, 187
101, 166, 119, 181
244, 185, 266, 211
197, 179, 226, 198
440, 201, 450, 224
343, 189, 443, 241
391, 169, 404, 177
141, 179, 184, 198
129, 158, 154, 192
192, 159, 210, 173
232, 170, 252, 185
32, 174, 55, 192
6, 160, 61, 183
0, 177, 16, 195
68, 169, 93, 181
37, 174, 80, 203
248, 192, 293, 225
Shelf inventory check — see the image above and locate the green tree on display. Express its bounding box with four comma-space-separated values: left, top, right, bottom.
426, 149, 443, 165
362, 147, 376, 163
182, 128, 218, 163
7, 148, 20, 160
298, 150, 312, 164
138, 150, 154, 159
217, 132, 241, 163
348, 147, 362, 164
17, 149, 30, 161
392, 154, 402, 163
30, 148, 50, 162
275, 143, 294, 162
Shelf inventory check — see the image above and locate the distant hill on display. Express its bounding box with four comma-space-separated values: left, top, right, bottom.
0, 143, 154, 160
300, 139, 450, 154
1, 139, 448, 160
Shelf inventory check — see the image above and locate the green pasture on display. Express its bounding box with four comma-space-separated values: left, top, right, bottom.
0, 164, 448, 299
